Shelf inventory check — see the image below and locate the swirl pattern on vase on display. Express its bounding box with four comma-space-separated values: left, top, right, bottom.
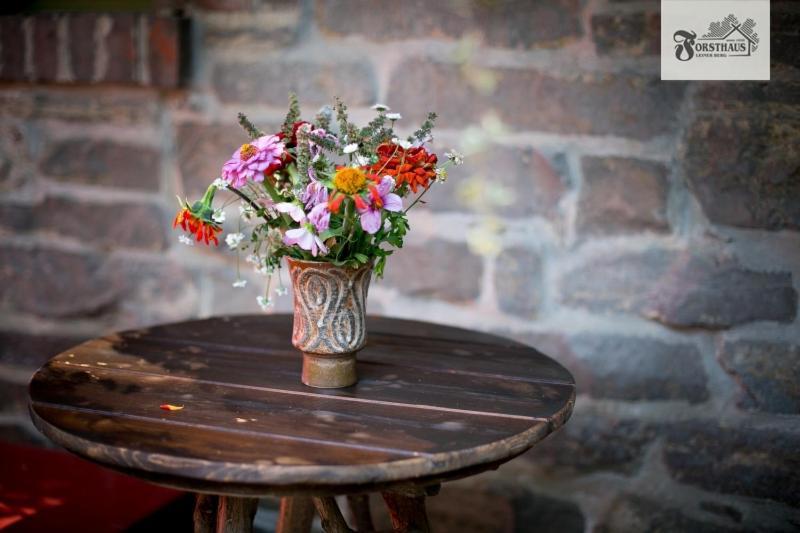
288, 259, 372, 355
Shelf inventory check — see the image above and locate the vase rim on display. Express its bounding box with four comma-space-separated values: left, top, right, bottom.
286, 257, 374, 270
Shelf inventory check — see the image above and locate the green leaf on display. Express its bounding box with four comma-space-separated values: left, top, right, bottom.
354, 253, 369, 263
319, 227, 344, 241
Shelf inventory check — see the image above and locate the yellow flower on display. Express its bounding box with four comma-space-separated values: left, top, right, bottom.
333, 167, 367, 194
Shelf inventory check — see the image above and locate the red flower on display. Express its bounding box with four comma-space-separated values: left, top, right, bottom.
370, 143, 438, 194
173, 207, 222, 246
277, 121, 310, 148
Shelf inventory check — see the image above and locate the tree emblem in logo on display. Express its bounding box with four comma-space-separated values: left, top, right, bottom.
702, 14, 759, 52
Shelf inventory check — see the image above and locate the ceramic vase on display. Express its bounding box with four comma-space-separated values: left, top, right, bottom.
287, 258, 372, 388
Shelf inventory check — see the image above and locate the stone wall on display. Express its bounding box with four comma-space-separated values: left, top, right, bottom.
1, 1, 798, 531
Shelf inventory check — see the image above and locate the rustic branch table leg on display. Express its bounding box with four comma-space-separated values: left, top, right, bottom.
216, 496, 259, 533
346, 494, 375, 532
276, 496, 315, 533
194, 494, 219, 533
312, 497, 354, 533
381, 490, 431, 533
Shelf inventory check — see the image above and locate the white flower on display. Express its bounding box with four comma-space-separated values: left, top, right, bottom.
212, 209, 226, 223
435, 167, 448, 182
256, 295, 273, 310
245, 254, 258, 264
178, 235, 194, 246
386, 112, 402, 120
354, 154, 371, 166
239, 204, 255, 221
232, 279, 247, 288
371, 103, 390, 111
212, 178, 228, 189
275, 286, 288, 296
225, 232, 245, 249
392, 137, 412, 150
343, 143, 359, 154
445, 149, 465, 166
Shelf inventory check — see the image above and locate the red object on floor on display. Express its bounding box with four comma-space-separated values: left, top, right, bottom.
0, 440, 183, 532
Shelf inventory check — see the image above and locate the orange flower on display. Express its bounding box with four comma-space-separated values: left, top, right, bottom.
173, 207, 222, 246
370, 143, 438, 194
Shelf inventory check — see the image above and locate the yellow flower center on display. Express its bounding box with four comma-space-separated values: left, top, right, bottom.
239, 143, 258, 161
333, 167, 367, 194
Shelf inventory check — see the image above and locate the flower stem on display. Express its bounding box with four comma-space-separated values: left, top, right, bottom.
403, 183, 433, 214
227, 186, 264, 217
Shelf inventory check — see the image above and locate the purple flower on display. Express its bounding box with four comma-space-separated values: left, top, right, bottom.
308, 203, 330, 233
221, 135, 284, 188
358, 176, 402, 234
301, 180, 328, 209
284, 224, 328, 257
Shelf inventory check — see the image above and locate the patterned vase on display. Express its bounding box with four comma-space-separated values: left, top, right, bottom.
287, 258, 373, 388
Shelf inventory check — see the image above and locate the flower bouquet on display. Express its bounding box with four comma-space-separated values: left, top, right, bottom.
174, 94, 462, 388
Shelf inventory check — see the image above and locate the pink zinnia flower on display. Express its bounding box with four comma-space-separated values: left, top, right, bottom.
221, 135, 284, 188
357, 176, 402, 234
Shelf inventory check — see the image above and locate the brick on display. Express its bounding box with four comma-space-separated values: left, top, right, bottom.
0, 330, 86, 368
201, 8, 299, 50
591, 12, 660, 56
207, 267, 294, 316
683, 111, 800, 231
771, 10, 800, 71
33, 16, 59, 82
424, 486, 514, 533
379, 240, 482, 303
560, 249, 797, 329
494, 247, 541, 318
695, 82, 800, 111
698, 502, 743, 525
570, 334, 708, 402
423, 146, 567, 218
577, 156, 669, 236
194, 0, 254, 9
718, 340, 800, 414
103, 14, 136, 84
597, 495, 740, 533
316, 0, 582, 49
0, 198, 168, 251
39, 138, 161, 190
0, 382, 29, 414
500, 486, 585, 533
0, 246, 198, 324
213, 60, 377, 107
387, 60, 687, 139
148, 16, 181, 88
0, 89, 160, 124
176, 123, 250, 196
0, 17, 26, 81
524, 408, 656, 475
663, 422, 800, 506
68, 14, 96, 81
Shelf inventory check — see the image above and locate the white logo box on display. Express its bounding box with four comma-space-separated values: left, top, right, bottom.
661, 0, 770, 80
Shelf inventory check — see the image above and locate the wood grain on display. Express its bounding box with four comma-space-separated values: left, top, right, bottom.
29, 314, 575, 497
276, 497, 314, 533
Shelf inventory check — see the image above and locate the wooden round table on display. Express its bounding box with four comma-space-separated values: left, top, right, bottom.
28, 315, 575, 532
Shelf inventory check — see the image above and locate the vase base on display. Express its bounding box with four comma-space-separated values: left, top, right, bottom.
301, 352, 358, 389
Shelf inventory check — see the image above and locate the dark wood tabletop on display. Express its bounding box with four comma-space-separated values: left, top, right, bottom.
29, 314, 574, 505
